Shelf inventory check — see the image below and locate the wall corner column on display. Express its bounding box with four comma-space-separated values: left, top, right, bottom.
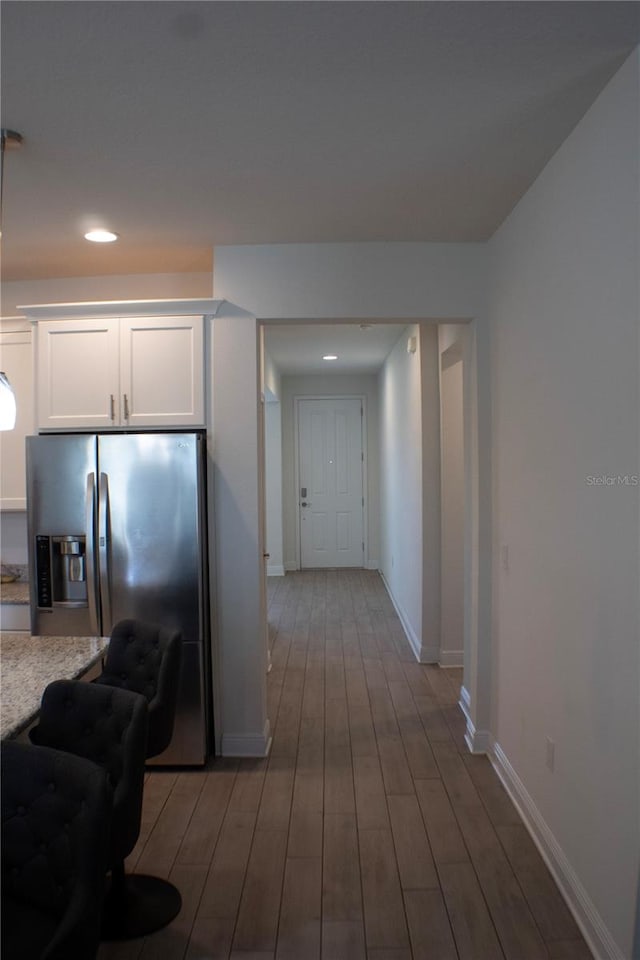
207, 303, 270, 757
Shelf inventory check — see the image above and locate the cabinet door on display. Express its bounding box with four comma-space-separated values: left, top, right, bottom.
37, 319, 120, 429
0, 328, 34, 509
120, 316, 204, 427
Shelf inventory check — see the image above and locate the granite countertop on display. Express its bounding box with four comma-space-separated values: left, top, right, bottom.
1, 633, 110, 739
0, 581, 30, 605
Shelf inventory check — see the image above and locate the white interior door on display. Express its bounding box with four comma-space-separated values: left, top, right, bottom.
298, 397, 364, 568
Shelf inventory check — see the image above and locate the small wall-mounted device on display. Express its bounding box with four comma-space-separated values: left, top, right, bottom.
407, 336, 417, 354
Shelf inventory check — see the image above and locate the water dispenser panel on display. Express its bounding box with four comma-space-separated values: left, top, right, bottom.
51, 536, 88, 605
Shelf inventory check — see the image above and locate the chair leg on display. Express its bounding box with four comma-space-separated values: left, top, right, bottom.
101, 860, 182, 941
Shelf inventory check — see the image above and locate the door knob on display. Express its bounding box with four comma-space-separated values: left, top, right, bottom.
301, 501, 311, 507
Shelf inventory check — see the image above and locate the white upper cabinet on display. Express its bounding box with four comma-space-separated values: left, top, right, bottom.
37, 318, 120, 429
36, 314, 205, 430
120, 316, 204, 428
0, 320, 34, 509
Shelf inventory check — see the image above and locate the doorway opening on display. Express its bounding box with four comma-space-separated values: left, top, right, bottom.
258, 318, 481, 749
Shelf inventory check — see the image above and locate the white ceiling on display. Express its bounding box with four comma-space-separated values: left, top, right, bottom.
265, 322, 407, 375
2, 1, 638, 284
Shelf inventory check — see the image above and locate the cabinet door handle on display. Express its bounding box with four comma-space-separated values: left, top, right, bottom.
123, 393, 129, 420
109, 394, 115, 420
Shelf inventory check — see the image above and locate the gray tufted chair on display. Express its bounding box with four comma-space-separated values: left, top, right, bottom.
29, 679, 148, 869
29, 679, 152, 941
93, 618, 183, 759
91, 619, 184, 938
1, 739, 112, 960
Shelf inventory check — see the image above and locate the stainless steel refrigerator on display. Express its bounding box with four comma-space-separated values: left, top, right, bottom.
26, 432, 211, 766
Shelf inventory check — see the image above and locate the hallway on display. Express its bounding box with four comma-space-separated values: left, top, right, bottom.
99, 570, 591, 960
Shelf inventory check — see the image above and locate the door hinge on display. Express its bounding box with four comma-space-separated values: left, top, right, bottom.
361, 451, 364, 462
362, 496, 364, 506
362, 541, 365, 551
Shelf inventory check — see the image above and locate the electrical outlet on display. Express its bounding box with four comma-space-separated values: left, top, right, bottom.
545, 737, 555, 772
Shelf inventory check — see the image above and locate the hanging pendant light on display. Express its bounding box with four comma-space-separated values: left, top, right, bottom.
0, 373, 16, 430
0, 128, 23, 430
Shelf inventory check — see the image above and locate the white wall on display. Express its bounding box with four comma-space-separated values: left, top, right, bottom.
378, 325, 419, 645
264, 400, 284, 576
377, 323, 440, 661
440, 346, 465, 667
489, 49, 639, 960
214, 240, 492, 741
262, 347, 284, 576
0, 512, 28, 564
263, 348, 282, 401
438, 321, 474, 689
280, 372, 380, 571
419, 324, 442, 664
210, 303, 270, 756
378, 326, 426, 657
214, 241, 486, 320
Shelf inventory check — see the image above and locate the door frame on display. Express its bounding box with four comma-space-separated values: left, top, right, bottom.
293, 394, 368, 570
257, 314, 490, 759
439, 340, 466, 668
258, 328, 272, 673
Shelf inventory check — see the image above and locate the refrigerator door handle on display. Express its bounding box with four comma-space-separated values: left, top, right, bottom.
85, 472, 100, 635
98, 471, 112, 636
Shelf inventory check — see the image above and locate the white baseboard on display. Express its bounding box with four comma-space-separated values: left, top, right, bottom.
221, 719, 272, 758
439, 648, 463, 667
420, 644, 440, 663
284, 561, 298, 572
463, 718, 492, 754
379, 571, 422, 661
459, 686, 492, 753
267, 563, 285, 576
491, 741, 626, 960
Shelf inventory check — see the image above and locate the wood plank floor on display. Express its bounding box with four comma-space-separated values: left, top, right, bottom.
98, 570, 592, 960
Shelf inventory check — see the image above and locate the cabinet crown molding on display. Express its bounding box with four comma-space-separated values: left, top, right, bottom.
18, 298, 224, 322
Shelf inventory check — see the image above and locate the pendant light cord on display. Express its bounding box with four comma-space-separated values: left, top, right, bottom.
1, 130, 5, 235
0, 129, 22, 430
0, 128, 23, 238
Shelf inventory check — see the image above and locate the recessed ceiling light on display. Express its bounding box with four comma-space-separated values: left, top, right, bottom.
84, 229, 119, 243
323, 354, 338, 361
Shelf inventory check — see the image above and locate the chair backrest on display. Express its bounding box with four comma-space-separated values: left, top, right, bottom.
97, 618, 183, 759
29, 679, 148, 864
1, 740, 112, 960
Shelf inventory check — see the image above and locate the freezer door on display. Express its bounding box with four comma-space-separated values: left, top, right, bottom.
149, 640, 206, 765
97, 433, 208, 763
27, 434, 98, 636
